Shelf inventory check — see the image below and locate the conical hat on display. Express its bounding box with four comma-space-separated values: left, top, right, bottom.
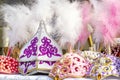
19, 21, 62, 62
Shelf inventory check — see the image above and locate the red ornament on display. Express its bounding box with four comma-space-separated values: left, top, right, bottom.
0, 56, 18, 74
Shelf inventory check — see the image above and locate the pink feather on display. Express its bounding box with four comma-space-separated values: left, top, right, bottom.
90, 0, 120, 45
78, 1, 91, 45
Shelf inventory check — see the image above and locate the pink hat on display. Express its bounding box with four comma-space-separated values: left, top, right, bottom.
49, 53, 92, 79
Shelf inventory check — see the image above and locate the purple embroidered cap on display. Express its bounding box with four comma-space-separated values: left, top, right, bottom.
19, 20, 63, 74
19, 20, 62, 62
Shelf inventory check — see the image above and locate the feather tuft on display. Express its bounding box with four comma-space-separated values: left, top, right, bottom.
1, 0, 55, 47
31, 0, 54, 34
54, 1, 83, 47
78, 1, 91, 45
90, 0, 120, 45
1, 4, 32, 47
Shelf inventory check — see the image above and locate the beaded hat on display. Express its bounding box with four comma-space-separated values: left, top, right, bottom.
81, 51, 102, 63
49, 52, 92, 79
0, 55, 18, 74
90, 55, 120, 80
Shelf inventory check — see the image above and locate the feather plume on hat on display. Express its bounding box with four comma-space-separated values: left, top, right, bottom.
54, 0, 83, 47
78, 1, 92, 45
1, 4, 32, 47
31, 0, 54, 34
90, 0, 120, 45
1, 0, 55, 47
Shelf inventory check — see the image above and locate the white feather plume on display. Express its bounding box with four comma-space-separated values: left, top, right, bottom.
1, 0, 55, 47
1, 0, 83, 48
1, 4, 32, 47
89, 0, 103, 43
31, 0, 54, 34
54, 1, 82, 47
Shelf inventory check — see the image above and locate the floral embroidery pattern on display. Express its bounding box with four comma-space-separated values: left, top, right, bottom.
39, 37, 61, 58
20, 37, 38, 58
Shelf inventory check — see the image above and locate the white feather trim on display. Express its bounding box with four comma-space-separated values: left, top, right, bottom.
1, 0, 55, 47
54, 1, 82, 47
1, 4, 32, 47
31, 0, 54, 34
90, 0, 104, 43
